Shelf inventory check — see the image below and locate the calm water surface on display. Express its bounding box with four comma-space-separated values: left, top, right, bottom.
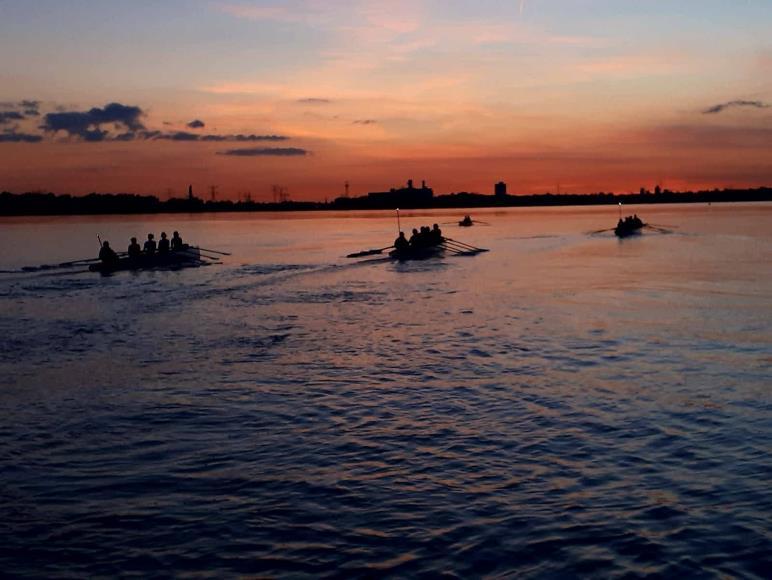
1, 204, 770, 578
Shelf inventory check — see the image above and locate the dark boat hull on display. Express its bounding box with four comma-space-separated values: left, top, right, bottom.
614, 224, 644, 238
389, 245, 445, 261
89, 247, 202, 273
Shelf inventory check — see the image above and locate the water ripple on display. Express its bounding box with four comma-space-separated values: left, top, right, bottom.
2, 208, 771, 577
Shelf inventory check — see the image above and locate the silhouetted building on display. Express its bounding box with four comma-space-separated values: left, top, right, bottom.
366, 179, 434, 207
495, 181, 507, 197
655, 185, 662, 195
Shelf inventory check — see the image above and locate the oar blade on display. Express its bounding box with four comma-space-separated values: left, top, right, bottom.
452, 249, 488, 256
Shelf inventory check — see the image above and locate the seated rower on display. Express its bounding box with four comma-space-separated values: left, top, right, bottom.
171, 231, 183, 251
144, 233, 157, 255
394, 231, 410, 252
418, 226, 432, 246
431, 224, 443, 245
128, 237, 141, 259
158, 232, 170, 254
99, 241, 119, 265
409, 228, 421, 247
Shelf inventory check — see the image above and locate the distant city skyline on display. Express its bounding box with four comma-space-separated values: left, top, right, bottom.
1, 0, 771, 200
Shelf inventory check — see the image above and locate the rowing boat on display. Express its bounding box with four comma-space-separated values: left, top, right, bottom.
614, 221, 644, 238
348, 235, 486, 260
389, 245, 445, 261
89, 246, 202, 273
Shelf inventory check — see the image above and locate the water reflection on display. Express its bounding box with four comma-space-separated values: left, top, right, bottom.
0, 203, 770, 576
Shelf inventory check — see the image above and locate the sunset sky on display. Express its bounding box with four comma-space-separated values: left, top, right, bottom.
1, 0, 770, 201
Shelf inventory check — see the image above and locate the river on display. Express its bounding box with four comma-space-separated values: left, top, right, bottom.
1, 203, 770, 577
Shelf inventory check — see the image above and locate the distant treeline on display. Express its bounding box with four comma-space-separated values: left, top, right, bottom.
0, 192, 322, 215
334, 187, 772, 210
1, 187, 771, 216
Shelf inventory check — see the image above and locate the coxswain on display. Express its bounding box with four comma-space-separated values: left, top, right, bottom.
128, 237, 141, 259
158, 232, 170, 254
99, 241, 119, 266
394, 231, 409, 252
171, 231, 183, 251
144, 233, 157, 255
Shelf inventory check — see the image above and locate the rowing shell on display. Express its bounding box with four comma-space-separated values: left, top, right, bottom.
88, 246, 202, 273
388, 245, 445, 261
614, 223, 644, 238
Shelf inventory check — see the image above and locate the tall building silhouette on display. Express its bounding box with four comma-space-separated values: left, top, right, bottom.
365, 179, 434, 207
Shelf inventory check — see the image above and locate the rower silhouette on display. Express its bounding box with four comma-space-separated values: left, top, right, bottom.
98, 241, 119, 266
128, 237, 141, 259
144, 233, 157, 255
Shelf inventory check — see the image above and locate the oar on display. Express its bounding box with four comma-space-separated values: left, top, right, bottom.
58, 251, 128, 267
473, 220, 491, 225
647, 222, 677, 228
441, 239, 472, 251
176, 248, 220, 261
439, 243, 467, 254
443, 237, 489, 252
347, 246, 394, 258
442, 239, 486, 252
644, 224, 672, 234
441, 242, 480, 255
440, 241, 482, 255
190, 248, 222, 260
588, 227, 615, 235
196, 247, 232, 256
171, 245, 219, 259
59, 257, 101, 267
440, 242, 483, 256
